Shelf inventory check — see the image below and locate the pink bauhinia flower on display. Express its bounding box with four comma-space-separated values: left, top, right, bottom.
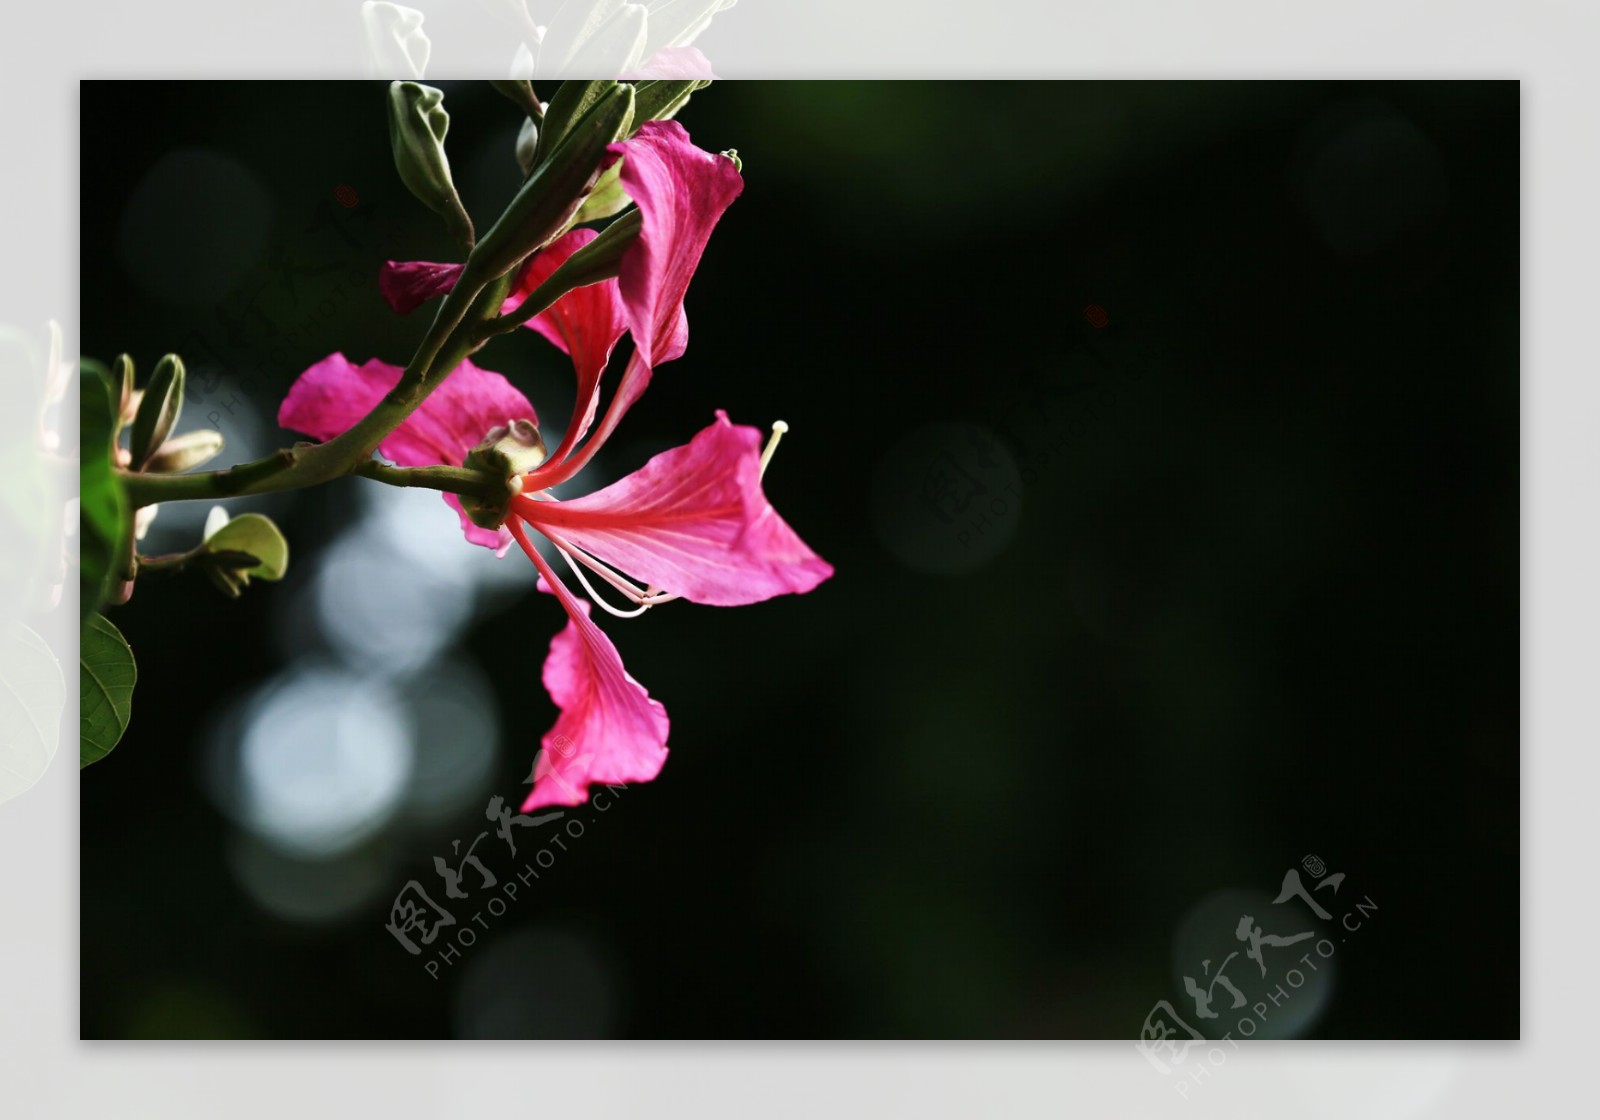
279, 120, 830, 812
376, 118, 742, 487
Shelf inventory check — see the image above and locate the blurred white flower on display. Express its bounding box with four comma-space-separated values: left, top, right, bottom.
0, 318, 71, 808
519, 0, 736, 80
362, 2, 431, 79
638, 0, 737, 60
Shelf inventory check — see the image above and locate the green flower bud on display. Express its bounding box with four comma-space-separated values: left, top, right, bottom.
144, 428, 225, 473
387, 81, 475, 248
515, 116, 539, 179
631, 79, 708, 134
491, 79, 543, 119
129, 353, 185, 470
567, 79, 709, 225
112, 353, 135, 421
472, 81, 634, 280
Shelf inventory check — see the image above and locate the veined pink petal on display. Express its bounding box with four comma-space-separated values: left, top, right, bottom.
516, 411, 833, 606
622, 46, 717, 80
278, 353, 536, 549
508, 520, 670, 812
515, 229, 628, 465
379, 260, 463, 315
613, 119, 743, 369
526, 122, 741, 489
380, 234, 628, 472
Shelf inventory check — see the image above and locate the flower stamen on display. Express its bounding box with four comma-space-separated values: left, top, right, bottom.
554, 543, 653, 619
542, 529, 683, 617
759, 419, 789, 479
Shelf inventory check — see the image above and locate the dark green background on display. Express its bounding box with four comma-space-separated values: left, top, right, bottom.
81, 81, 1518, 1038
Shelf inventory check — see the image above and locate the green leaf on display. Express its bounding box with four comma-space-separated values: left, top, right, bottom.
203, 512, 289, 584
129, 353, 185, 469
79, 363, 128, 621
0, 622, 66, 804
80, 613, 135, 768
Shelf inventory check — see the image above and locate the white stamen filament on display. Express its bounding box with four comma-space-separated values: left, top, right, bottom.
759, 420, 789, 479
546, 531, 678, 619
529, 422, 794, 622
554, 544, 652, 619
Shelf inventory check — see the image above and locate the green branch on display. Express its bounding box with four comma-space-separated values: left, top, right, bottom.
117, 263, 516, 509
352, 460, 499, 497
113, 79, 635, 516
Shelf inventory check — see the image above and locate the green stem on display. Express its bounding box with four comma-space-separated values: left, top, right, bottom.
112, 76, 620, 517
136, 549, 199, 573
117, 262, 516, 509
353, 460, 497, 497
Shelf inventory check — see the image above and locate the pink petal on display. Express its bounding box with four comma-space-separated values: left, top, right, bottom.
516, 411, 833, 606
612, 119, 743, 369
514, 229, 628, 464
508, 521, 670, 812
526, 121, 742, 489
379, 260, 463, 315
278, 353, 537, 549
623, 46, 717, 80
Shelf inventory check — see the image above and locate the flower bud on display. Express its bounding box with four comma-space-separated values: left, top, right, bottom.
472, 81, 634, 280
112, 353, 135, 420
565, 76, 708, 225
133, 503, 160, 541
129, 353, 185, 470
492, 78, 543, 119
361, 2, 429, 79
631, 79, 708, 133
203, 505, 230, 540
387, 81, 475, 247
515, 116, 539, 178
145, 428, 225, 473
